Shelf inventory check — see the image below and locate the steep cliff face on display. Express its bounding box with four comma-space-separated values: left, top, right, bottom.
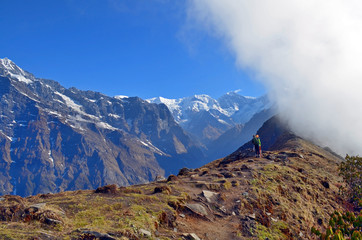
0, 58, 205, 196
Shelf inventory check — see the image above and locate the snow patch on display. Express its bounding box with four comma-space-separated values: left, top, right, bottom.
45, 109, 63, 118
17, 89, 39, 102
65, 114, 119, 132
245, 96, 257, 100
54, 92, 103, 122
115, 95, 129, 100
55, 92, 83, 112
8, 72, 33, 84
139, 139, 166, 156
85, 98, 96, 103
217, 119, 229, 125
0, 130, 12, 141
108, 113, 121, 119
48, 150, 54, 166
65, 115, 86, 131
96, 122, 117, 131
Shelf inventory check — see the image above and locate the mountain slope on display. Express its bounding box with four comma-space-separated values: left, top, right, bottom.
0, 58, 205, 196
0, 117, 347, 240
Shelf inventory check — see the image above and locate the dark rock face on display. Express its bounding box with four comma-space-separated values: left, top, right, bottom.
205, 108, 276, 161
238, 115, 292, 152
0, 58, 205, 196
221, 115, 293, 164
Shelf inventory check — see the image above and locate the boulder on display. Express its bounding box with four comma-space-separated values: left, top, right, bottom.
185, 203, 208, 218
159, 210, 177, 227
153, 186, 171, 194
321, 180, 330, 189
182, 233, 201, 240
178, 168, 193, 176
154, 175, 166, 182
240, 216, 257, 237
202, 190, 219, 203
81, 230, 116, 240
95, 184, 118, 194
27, 203, 46, 213
167, 175, 179, 182
139, 229, 152, 238
221, 172, 236, 178
240, 164, 250, 171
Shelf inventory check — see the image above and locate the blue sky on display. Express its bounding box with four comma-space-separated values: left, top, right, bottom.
0, 0, 265, 99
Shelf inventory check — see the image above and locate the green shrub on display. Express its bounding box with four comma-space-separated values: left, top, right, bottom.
339, 155, 362, 206
312, 155, 362, 240
311, 210, 362, 240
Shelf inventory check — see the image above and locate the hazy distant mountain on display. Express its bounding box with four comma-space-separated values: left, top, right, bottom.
0, 58, 205, 196
148, 92, 272, 145
218, 91, 271, 123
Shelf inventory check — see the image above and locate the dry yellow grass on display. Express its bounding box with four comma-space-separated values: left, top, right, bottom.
0, 137, 347, 239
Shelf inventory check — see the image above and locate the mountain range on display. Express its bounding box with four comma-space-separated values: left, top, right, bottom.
147, 92, 272, 145
0, 58, 206, 196
0, 58, 273, 196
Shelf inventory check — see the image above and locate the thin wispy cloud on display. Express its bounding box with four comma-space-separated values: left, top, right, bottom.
188, 0, 362, 155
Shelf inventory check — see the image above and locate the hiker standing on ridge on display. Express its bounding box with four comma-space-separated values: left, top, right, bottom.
252, 134, 262, 158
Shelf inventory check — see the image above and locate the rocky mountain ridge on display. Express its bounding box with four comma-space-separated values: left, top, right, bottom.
0, 115, 348, 240
0, 58, 205, 196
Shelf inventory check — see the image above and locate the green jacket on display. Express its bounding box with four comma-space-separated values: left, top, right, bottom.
252, 137, 261, 146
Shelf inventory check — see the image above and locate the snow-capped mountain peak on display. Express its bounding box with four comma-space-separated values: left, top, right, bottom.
0, 57, 34, 84
0, 58, 15, 70
148, 93, 270, 124
147, 97, 183, 122
147, 93, 271, 144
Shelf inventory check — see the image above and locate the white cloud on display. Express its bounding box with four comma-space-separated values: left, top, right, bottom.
189, 0, 362, 155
